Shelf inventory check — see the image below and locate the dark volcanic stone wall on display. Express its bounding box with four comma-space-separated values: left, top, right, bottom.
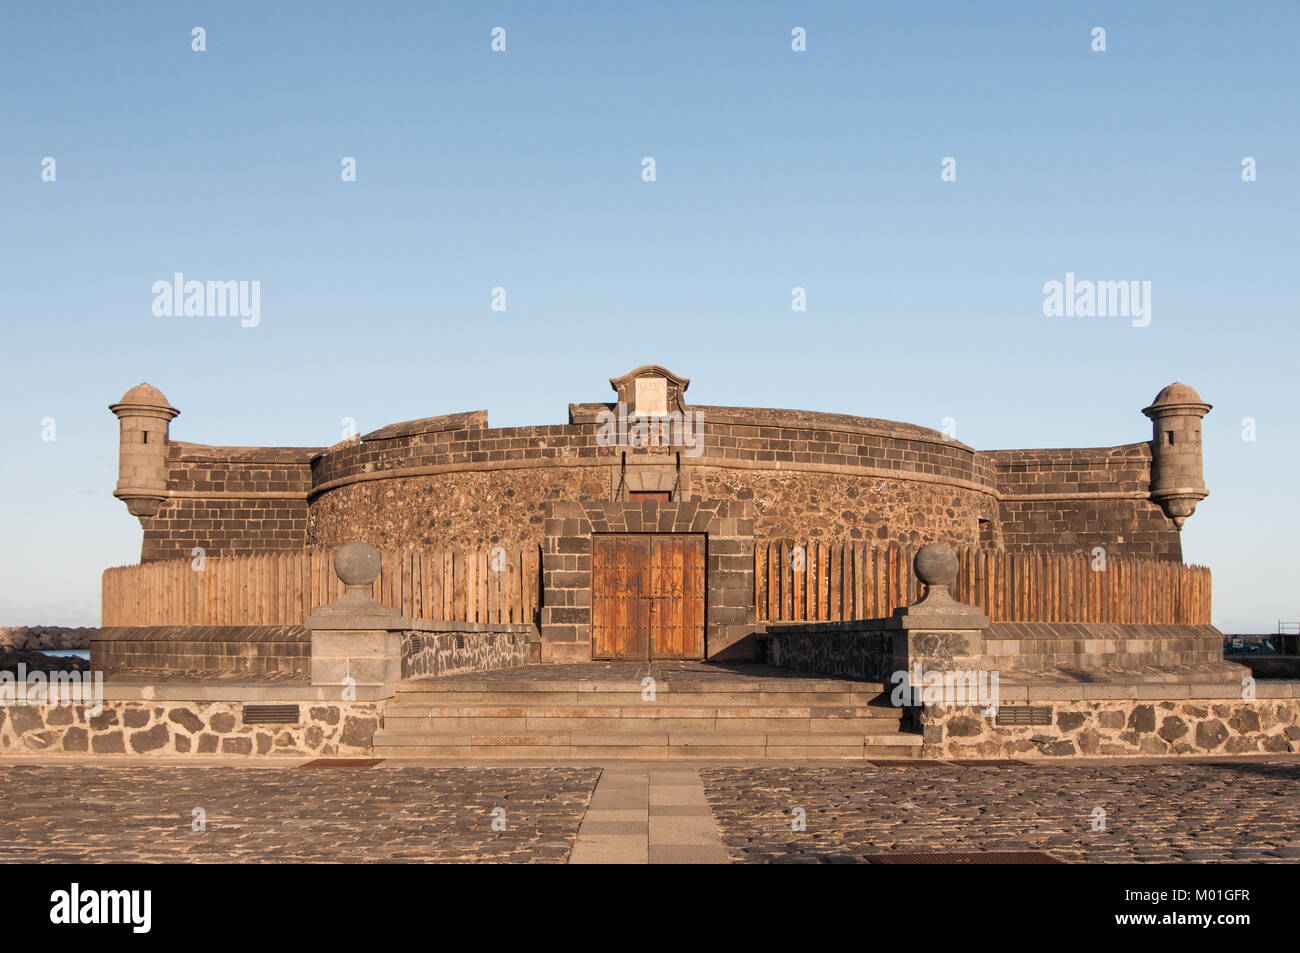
990, 444, 1181, 560
139, 443, 315, 561
135, 406, 1183, 565
688, 467, 992, 548
308, 468, 607, 551
304, 406, 1001, 553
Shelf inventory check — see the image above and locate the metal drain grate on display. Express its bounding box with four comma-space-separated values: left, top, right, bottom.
409, 635, 424, 651
866, 851, 1061, 865
299, 759, 384, 769
241, 704, 300, 725
455, 633, 466, 649
995, 706, 1052, 726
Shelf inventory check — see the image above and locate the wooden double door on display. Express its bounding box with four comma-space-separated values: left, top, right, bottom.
591, 534, 705, 659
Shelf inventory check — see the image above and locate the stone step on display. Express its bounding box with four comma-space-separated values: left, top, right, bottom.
372, 746, 926, 760
382, 709, 904, 734
382, 704, 903, 719
383, 717, 906, 734
372, 729, 923, 761
396, 679, 888, 694
390, 690, 893, 707
375, 729, 920, 745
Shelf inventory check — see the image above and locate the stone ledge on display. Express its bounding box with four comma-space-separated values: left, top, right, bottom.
100, 682, 394, 702
406, 621, 537, 636
94, 625, 307, 643
1010, 681, 1295, 702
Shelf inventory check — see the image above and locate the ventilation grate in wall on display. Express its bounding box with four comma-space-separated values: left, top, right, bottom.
242, 704, 300, 725
994, 706, 1052, 727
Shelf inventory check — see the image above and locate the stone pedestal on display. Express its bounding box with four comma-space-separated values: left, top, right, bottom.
884, 544, 992, 714
887, 601, 990, 677
305, 543, 409, 689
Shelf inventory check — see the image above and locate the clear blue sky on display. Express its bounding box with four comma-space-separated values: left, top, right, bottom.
1, 1, 1296, 631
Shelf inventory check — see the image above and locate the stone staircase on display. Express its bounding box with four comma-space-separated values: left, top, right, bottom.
372, 662, 923, 760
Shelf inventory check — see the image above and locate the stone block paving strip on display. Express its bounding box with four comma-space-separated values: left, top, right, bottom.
698, 759, 1300, 863
570, 764, 729, 864
0, 764, 599, 863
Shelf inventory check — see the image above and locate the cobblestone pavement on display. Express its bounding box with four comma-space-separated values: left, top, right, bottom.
3, 759, 1298, 863
699, 759, 1300, 863
0, 764, 598, 863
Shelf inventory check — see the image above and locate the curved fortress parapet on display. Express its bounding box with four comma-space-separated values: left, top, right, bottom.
111, 367, 1205, 568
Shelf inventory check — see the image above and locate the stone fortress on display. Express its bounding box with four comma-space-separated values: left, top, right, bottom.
8, 364, 1295, 764
107, 366, 1211, 664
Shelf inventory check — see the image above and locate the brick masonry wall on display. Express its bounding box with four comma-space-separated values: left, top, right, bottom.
686, 407, 987, 487
997, 498, 1180, 560
540, 499, 755, 662
985, 622, 1226, 671
139, 443, 315, 561
140, 408, 1183, 566
310, 422, 602, 488
311, 409, 993, 496
990, 444, 1182, 560
91, 626, 309, 678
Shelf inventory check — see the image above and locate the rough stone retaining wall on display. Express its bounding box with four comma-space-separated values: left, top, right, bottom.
921, 697, 1300, 759
401, 624, 534, 679
766, 622, 894, 682
0, 701, 380, 757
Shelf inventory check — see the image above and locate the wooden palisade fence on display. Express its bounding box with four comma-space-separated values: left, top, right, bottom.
755, 540, 1211, 625
103, 546, 541, 627
105, 540, 1210, 629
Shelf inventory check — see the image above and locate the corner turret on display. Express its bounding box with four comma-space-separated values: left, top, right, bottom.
1142, 382, 1211, 530
109, 383, 179, 520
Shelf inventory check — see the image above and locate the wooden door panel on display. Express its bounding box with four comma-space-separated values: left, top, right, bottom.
680, 537, 705, 658
591, 534, 705, 660
648, 535, 704, 659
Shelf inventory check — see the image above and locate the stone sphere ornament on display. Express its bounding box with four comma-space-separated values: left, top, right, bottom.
334, 542, 382, 587
913, 543, 959, 588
